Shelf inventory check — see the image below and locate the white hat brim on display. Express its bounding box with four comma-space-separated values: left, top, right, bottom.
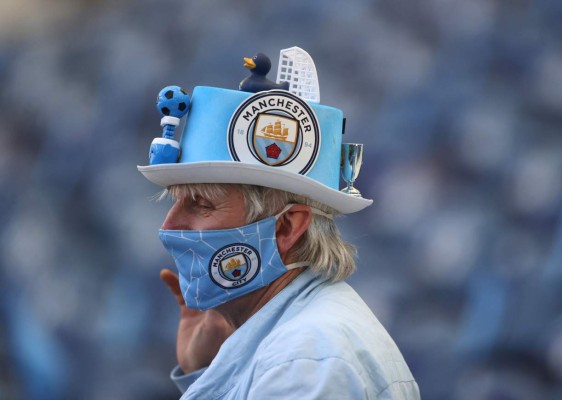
138, 162, 372, 214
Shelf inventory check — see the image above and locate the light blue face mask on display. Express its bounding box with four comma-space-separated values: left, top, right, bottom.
159, 204, 331, 311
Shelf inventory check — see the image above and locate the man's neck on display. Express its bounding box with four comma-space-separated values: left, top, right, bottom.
216, 268, 304, 329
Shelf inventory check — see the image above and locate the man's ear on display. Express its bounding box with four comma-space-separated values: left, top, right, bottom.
275, 204, 312, 263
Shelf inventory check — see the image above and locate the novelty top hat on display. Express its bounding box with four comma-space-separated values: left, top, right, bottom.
138, 47, 372, 214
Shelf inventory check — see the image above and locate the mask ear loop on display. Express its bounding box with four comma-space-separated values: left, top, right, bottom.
310, 208, 334, 220
274, 204, 334, 220
274, 204, 334, 271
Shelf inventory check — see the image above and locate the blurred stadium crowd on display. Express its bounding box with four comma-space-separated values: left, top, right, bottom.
1, 0, 562, 399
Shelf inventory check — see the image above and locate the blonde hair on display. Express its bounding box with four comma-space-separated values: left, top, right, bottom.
165, 183, 357, 281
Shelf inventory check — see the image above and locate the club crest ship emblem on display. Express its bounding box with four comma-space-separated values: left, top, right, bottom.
228, 90, 321, 175
220, 254, 249, 281
209, 244, 260, 288
254, 115, 298, 165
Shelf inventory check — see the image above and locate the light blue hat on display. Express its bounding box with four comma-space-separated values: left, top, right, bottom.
138, 49, 372, 214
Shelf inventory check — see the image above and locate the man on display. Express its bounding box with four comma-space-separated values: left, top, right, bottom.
138, 54, 419, 398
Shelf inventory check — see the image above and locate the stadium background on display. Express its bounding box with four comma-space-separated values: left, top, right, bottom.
1, 0, 562, 398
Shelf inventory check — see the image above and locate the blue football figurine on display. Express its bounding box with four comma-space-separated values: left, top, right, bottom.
149, 86, 190, 165
239, 53, 290, 93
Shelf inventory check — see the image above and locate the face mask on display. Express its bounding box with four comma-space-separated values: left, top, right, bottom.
159, 204, 331, 311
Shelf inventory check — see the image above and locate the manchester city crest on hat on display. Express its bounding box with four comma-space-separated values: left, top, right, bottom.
228, 90, 321, 175
209, 244, 261, 289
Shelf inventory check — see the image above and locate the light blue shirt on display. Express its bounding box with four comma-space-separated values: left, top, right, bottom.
171, 269, 420, 399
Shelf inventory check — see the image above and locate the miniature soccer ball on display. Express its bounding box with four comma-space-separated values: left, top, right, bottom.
156, 86, 190, 118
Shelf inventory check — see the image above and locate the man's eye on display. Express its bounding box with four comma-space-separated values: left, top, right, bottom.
195, 198, 213, 209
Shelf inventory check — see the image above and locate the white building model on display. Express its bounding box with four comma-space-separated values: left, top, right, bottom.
276, 47, 321, 103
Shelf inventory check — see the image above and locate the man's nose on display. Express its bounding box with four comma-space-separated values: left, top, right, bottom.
161, 201, 187, 230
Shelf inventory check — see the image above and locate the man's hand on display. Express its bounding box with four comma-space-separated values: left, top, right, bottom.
160, 269, 234, 374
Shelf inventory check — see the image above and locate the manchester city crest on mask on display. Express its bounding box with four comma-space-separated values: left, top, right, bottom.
228, 90, 321, 174
209, 244, 261, 289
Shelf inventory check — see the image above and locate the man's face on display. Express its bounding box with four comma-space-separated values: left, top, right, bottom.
161, 186, 247, 231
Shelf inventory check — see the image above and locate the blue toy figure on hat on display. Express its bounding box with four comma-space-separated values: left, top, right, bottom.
149, 86, 190, 165
239, 53, 290, 93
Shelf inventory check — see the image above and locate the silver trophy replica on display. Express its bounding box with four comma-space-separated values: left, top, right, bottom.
340, 143, 364, 197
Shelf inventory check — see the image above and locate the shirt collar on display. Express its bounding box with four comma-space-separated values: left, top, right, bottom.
186, 268, 327, 398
